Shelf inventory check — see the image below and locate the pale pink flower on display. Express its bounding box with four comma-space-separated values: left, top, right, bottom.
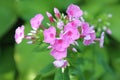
15, 25, 24, 44
54, 8, 61, 19
81, 22, 90, 36
30, 14, 44, 30
100, 32, 105, 48
43, 27, 56, 44
53, 59, 68, 68
81, 22, 96, 45
51, 49, 67, 60
66, 4, 83, 19
52, 38, 69, 51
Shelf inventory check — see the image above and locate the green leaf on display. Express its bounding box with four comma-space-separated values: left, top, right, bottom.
0, 0, 17, 38
34, 63, 55, 80
70, 66, 85, 80
0, 46, 15, 80
54, 68, 70, 80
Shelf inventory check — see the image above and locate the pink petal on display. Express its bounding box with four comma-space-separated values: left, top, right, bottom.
51, 49, 67, 60
53, 59, 68, 68
30, 14, 44, 30
66, 4, 83, 19
43, 27, 56, 44
15, 25, 25, 44
52, 38, 69, 51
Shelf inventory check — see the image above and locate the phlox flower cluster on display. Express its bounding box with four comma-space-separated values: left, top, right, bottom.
14, 4, 107, 68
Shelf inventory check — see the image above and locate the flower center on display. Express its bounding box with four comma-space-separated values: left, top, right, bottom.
69, 11, 73, 16
50, 33, 54, 38
57, 39, 63, 44
67, 31, 72, 36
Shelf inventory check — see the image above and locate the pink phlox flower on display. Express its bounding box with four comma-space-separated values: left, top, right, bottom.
81, 22, 90, 36
81, 22, 96, 45
30, 14, 44, 30
52, 38, 69, 51
70, 19, 81, 28
15, 25, 24, 44
83, 32, 96, 45
66, 4, 83, 19
51, 49, 67, 60
53, 59, 68, 68
63, 23, 80, 44
100, 32, 105, 48
43, 26, 56, 45
81, 22, 95, 35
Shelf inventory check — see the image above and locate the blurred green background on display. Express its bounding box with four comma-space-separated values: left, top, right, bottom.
0, 0, 120, 80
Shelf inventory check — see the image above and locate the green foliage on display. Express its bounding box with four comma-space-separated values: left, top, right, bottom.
0, 0, 17, 38
0, 0, 120, 80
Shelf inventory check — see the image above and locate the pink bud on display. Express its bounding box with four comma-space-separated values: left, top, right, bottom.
47, 46, 52, 49
100, 32, 105, 48
54, 8, 61, 19
106, 29, 112, 35
25, 36, 32, 39
46, 12, 54, 23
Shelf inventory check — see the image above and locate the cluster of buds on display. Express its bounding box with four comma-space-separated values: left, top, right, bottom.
97, 13, 112, 35
14, 4, 110, 69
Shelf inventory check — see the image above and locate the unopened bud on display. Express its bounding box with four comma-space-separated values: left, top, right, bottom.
27, 33, 32, 35
27, 41, 33, 44
46, 12, 54, 23
103, 26, 107, 30
54, 8, 61, 19
30, 30, 36, 34
74, 41, 79, 46
108, 14, 112, 18
47, 46, 52, 49
72, 48, 78, 52
106, 28, 112, 34
25, 36, 32, 39
80, 17, 85, 22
